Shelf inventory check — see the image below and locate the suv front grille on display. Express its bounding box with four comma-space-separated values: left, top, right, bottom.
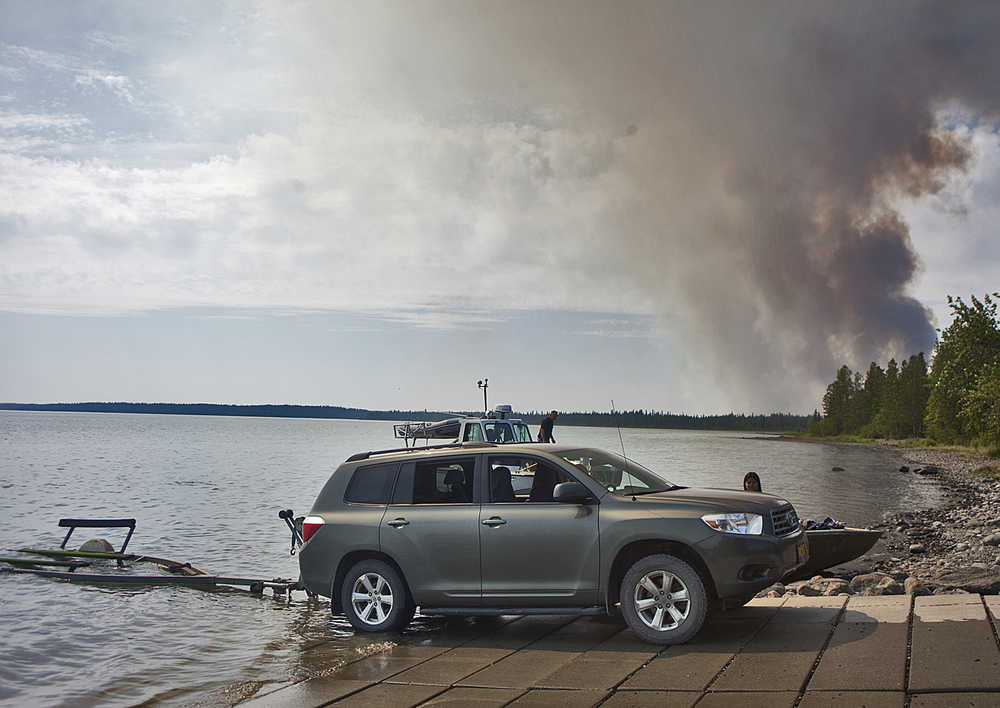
771, 506, 800, 537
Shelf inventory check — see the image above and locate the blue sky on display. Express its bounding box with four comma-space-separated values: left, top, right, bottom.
1, 2, 998, 414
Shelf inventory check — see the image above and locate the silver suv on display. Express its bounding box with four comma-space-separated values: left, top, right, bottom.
298, 442, 805, 644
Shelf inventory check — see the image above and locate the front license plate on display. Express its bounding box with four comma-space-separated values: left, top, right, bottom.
797, 540, 808, 564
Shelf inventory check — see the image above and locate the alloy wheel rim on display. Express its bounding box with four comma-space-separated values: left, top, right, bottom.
351, 572, 394, 625
633, 570, 690, 631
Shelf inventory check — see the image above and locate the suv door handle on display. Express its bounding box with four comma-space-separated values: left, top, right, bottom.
482, 517, 506, 527
387, 518, 409, 528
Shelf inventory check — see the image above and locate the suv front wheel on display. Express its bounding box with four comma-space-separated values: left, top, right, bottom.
340, 559, 415, 633
620, 554, 707, 645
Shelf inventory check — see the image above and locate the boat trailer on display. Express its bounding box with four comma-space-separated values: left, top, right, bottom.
0, 512, 314, 597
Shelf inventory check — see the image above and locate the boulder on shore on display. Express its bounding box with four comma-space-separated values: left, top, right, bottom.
924, 568, 1000, 595
788, 576, 851, 596
849, 572, 903, 596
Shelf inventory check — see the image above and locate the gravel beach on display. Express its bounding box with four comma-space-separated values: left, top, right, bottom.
760, 444, 1000, 598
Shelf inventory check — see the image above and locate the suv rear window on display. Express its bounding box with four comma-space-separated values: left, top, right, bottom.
344, 464, 396, 504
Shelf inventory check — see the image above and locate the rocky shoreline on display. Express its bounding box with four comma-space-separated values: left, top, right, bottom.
758, 444, 1000, 598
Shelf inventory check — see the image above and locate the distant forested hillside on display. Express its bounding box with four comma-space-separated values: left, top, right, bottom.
0, 402, 809, 432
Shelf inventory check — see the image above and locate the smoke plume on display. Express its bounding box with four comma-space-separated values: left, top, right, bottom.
372, 0, 1000, 409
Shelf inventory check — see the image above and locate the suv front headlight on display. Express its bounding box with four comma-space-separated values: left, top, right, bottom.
701, 512, 763, 535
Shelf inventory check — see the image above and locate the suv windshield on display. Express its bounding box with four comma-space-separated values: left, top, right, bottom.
557, 449, 676, 496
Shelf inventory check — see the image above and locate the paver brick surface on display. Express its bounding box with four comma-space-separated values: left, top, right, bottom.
385, 648, 511, 686
532, 625, 658, 690
770, 596, 845, 624
986, 595, 1000, 636
457, 648, 584, 688
586, 628, 662, 653
507, 688, 609, 707
599, 690, 701, 707
529, 616, 623, 650
622, 615, 765, 691
710, 621, 832, 691
534, 654, 651, 690
462, 615, 575, 649
332, 656, 429, 682
419, 686, 524, 706
621, 646, 733, 691
236, 595, 1000, 707
910, 693, 1000, 707
808, 623, 908, 691
842, 596, 911, 624
330, 682, 444, 708
799, 690, 904, 707
240, 678, 372, 708
909, 618, 1000, 691
697, 690, 798, 707
914, 595, 987, 622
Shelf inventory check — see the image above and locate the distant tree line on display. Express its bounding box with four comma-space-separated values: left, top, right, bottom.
0, 402, 458, 422
809, 293, 1000, 449
526, 410, 809, 432
0, 401, 810, 432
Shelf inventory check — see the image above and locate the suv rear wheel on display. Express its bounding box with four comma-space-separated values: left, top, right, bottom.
340, 559, 415, 633
620, 554, 706, 645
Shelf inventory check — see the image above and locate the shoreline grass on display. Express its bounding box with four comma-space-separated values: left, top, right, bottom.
793, 431, 1000, 459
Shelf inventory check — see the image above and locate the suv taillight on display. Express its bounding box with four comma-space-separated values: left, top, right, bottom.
302, 516, 324, 543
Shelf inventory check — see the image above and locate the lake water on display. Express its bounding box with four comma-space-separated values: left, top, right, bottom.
0, 411, 945, 706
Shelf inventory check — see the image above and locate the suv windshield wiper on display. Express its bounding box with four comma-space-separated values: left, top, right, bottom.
635, 484, 685, 494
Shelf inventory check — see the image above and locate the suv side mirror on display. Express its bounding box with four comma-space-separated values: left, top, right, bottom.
553, 481, 592, 504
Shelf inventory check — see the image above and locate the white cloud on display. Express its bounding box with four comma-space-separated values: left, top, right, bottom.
74, 71, 136, 104
0, 113, 646, 319
0, 112, 89, 131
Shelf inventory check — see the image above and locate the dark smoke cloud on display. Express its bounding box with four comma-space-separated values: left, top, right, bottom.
377, 0, 999, 409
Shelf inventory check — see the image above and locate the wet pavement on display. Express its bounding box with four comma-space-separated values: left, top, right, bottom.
239, 594, 1000, 707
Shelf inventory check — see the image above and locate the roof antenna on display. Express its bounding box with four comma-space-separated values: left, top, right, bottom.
611, 399, 629, 463
478, 378, 489, 415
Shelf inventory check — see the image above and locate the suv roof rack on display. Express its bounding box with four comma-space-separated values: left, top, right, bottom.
345, 441, 497, 462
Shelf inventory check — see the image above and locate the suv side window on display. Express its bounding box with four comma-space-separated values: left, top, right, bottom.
487, 455, 569, 503
344, 463, 397, 504
392, 457, 477, 504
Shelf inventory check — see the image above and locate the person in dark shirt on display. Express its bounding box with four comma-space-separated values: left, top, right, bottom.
537, 410, 558, 443
743, 471, 762, 492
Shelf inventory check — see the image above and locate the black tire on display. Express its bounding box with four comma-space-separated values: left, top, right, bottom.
340, 559, 415, 633
619, 554, 707, 645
